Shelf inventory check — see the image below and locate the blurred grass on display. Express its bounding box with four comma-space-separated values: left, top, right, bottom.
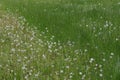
0, 0, 120, 79
0, 0, 119, 60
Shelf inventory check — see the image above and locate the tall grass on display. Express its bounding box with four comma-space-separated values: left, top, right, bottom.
0, 0, 120, 47
0, 10, 119, 80
0, 0, 120, 80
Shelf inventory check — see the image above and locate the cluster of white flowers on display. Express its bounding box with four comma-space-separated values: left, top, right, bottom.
0, 10, 118, 80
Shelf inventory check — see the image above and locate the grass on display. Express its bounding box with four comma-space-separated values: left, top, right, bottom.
0, 0, 120, 80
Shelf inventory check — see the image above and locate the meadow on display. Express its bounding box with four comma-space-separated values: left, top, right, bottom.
0, 0, 120, 80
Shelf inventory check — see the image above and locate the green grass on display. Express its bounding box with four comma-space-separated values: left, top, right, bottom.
0, 0, 120, 80
0, 0, 120, 47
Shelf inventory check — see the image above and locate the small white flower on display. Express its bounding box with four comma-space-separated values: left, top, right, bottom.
102, 58, 106, 62
48, 49, 52, 53
25, 75, 28, 79
0, 65, 2, 67
24, 56, 28, 59
99, 73, 103, 77
35, 73, 39, 77
11, 70, 14, 73
111, 52, 114, 56
118, 2, 120, 5
22, 65, 26, 70
70, 72, 73, 75
82, 74, 86, 79
29, 72, 32, 75
11, 48, 15, 52
89, 58, 94, 63
66, 66, 69, 69
116, 38, 119, 41
42, 54, 46, 59
94, 67, 97, 70
69, 75, 72, 78
60, 70, 64, 73
95, 64, 98, 66
99, 64, 102, 68
1, 39, 5, 43
84, 49, 88, 52
14, 77, 16, 80
100, 69, 103, 72
35, 72, 40, 77
110, 56, 113, 59
79, 72, 82, 75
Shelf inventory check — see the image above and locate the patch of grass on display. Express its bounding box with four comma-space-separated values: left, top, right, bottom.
0, 0, 120, 46
0, 0, 120, 80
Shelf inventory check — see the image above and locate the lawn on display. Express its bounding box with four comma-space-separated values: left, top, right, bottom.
0, 0, 120, 80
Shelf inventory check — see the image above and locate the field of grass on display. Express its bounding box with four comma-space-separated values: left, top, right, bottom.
0, 0, 120, 80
